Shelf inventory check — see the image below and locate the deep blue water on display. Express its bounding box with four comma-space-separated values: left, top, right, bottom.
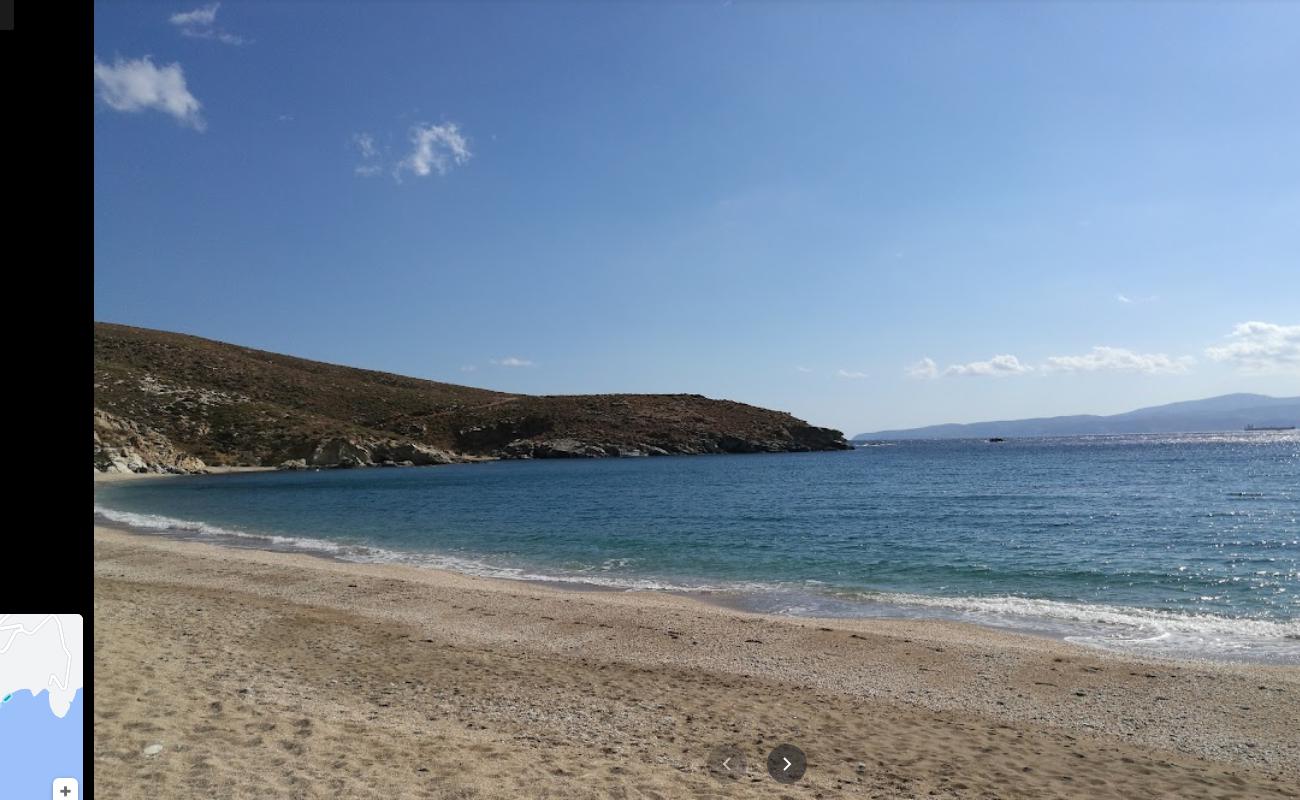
95, 433, 1300, 661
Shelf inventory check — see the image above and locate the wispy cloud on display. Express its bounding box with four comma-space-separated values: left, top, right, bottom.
795, 366, 813, 374
491, 357, 534, 368
93, 56, 205, 130
944, 354, 1032, 377
1205, 321, 1300, 374
836, 369, 867, 379
905, 358, 938, 380
397, 123, 472, 179
353, 132, 384, 176
171, 3, 218, 27
170, 2, 246, 45
1116, 293, 1158, 305
1044, 346, 1194, 374
459, 364, 477, 373
354, 123, 472, 181
355, 133, 377, 159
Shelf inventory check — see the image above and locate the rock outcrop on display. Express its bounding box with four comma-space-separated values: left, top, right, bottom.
94, 410, 207, 474
495, 433, 852, 459
293, 438, 462, 468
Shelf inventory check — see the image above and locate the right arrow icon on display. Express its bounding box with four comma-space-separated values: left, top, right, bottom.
766, 743, 807, 784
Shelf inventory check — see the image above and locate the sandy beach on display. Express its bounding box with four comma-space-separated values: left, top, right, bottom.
93, 523, 1299, 799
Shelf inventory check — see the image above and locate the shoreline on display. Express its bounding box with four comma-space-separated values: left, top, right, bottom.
92, 520, 1298, 669
93, 523, 1300, 798
93, 475, 1300, 665
93, 465, 280, 483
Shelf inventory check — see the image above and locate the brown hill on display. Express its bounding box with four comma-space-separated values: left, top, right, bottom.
94, 322, 849, 473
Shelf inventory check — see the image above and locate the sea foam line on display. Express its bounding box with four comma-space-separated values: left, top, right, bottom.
93, 505, 717, 592
94, 504, 1300, 660
835, 590, 1300, 641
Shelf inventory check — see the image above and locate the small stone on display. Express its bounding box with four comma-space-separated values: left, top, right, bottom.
144, 744, 164, 756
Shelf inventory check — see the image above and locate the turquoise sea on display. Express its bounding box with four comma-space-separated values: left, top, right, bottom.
95, 432, 1300, 662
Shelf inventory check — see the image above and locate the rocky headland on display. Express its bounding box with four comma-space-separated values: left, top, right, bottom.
94, 322, 850, 474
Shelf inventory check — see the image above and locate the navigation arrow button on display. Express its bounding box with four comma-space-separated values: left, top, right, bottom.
707, 745, 746, 781
766, 744, 806, 784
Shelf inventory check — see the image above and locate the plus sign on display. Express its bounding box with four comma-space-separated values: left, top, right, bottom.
60, 788, 71, 798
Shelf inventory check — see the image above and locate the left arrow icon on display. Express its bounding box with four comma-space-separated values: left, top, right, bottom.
708, 745, 747, 780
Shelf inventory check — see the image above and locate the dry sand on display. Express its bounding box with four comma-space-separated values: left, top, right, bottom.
93, 525, 1300, 799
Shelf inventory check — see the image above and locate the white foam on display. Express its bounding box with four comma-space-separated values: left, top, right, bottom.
95, 504, 1300, 662
95, 505, 350, 555
93, 505, 718, 593
827, 590, 1300, 662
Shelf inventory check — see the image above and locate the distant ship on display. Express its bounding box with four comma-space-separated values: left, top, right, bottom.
1245, 424, 1296, 431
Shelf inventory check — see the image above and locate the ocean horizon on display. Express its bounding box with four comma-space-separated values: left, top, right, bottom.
95, 432, 1300, 664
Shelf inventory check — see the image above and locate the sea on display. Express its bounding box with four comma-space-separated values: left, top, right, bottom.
94, 432, 1300, 663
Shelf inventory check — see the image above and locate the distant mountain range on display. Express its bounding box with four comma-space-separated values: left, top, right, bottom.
854, 394, 1299, 440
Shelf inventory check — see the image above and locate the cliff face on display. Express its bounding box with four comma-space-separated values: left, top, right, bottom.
94, 409, 209, 474
94, 323, 850, 473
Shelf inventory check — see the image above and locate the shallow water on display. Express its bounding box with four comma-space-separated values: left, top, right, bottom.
95, 432, 1300, 662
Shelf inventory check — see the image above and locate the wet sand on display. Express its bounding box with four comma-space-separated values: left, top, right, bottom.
94, 525, 1299, 799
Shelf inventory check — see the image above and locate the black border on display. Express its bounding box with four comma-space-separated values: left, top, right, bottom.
0, 3, 96, 798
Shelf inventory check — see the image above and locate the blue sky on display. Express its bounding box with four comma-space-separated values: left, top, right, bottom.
94, 2, 1299, 434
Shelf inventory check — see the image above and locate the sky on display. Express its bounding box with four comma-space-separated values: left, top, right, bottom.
94, 2, 1300, 435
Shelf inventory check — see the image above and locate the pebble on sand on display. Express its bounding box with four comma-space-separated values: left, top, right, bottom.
144, 744, 164, 756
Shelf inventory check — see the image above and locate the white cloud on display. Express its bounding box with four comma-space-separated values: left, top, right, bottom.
354, 132, 377, 159
1205, 321, 1300, 373
93, 56, 205, 130
1116, 293, 1158, 305
171, 3, 218, 27
170, 3, 246, 45
837, 369, 867, 379
459, 364, 477, 373
491, 357, 533, 368
353, 132, 383, 176
795, 366, 813, 373
1044, 346, 1194, 374
905, 357, 938, 379
397, 123, 471, 178
944, 354, 1032, 377
355, 122, 472, 181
